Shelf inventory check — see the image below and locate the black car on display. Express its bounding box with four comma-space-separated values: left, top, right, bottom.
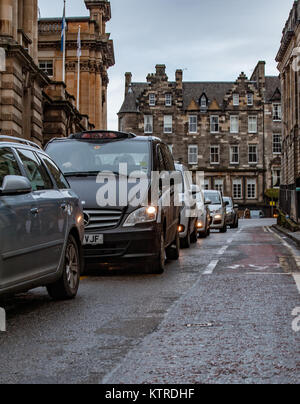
46, 131, 180, 274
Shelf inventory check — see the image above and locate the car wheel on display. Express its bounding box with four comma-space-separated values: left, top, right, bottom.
235, 219, 239, 229
166, 228, 180, 260
220, 221, 227, 233
180, 222, 191, 248
47, 234, 81, 300
190, 226, 198, 243
149, 232, 166, 274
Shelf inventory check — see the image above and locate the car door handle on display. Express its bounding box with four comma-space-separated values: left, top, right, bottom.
30, 208, 39, 215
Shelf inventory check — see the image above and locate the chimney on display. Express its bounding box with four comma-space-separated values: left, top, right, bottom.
176, 69, 183, 89
156, 64, 166, 76
125, 72, 132, 96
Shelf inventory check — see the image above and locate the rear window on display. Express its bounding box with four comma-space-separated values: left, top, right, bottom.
46, 139, 150, 176
204, 191, 221, 205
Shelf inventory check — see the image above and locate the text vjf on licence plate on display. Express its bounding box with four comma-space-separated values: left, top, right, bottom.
83, 234, 104, 245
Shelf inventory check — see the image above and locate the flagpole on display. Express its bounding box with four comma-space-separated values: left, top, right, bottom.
77, 25, 81, 111
62, 0, 66, 83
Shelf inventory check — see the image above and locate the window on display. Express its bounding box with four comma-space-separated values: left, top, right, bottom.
247, 179, 257, 199
189, 115, 197, 133
210, 116, 219, 133
40, 154, 69, 189
248, 116, 258, 133
164, 115, 173, 134
214, 179, 224, 193
188, 145, 198, 165
39, 60, 54, 76
248, 145, 258, 164
149, 94, 156, 106
165, 94, 172, 106
210, 146, 220, 165
273, 133, 282, 154
247, 93, 254, 106
230, 116, 239, 133
204, 179, 210, 190
273, 104, 282, 121
230, 145, 239, 165
0, 148, 22, 187
200, 95, 207, 109
233, 178, 242, 200
144, 115, 153, 134
272, 169, 281, 188
233, 94, 239, 106
17, 149, 53, 191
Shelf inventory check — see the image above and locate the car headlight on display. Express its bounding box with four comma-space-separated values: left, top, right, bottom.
123, 206, 157, 227
214, 214, 222, 220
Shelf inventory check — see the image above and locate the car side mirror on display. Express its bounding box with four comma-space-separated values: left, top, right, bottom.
0, 175, 32, 195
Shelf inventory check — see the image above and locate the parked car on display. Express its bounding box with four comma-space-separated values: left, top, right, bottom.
46, 131, 180, 274
191, 185, 211, 238
0, 136, 84, 300
175, 164, 198, 248
250, 210, 265, 219
223, 196, 239, 229
203, 190, 227, 233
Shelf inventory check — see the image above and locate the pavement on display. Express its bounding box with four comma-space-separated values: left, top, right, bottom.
0, 219, 300, 384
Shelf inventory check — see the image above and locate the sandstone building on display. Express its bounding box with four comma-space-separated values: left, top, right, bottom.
0, 0, 114, 145
119, 63, 282, 212
38, 0, 115, 131
276, 0, 300, 223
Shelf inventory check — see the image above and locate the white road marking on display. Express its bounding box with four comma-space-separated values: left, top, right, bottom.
293, 274, 300, 294
203, 260, 219, 275
217, 245, 228, 255
267, 226, 300, 296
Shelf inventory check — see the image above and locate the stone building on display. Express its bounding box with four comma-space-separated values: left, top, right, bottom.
276, 0, 300, 223
119, 63, 282, 212
0, 0, 114, 146
38, 0, 115, 131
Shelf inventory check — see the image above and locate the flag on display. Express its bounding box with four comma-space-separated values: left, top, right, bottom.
77, 26, 81, 58
61, 1, 66, 52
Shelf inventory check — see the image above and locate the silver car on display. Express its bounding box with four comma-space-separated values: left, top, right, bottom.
204, 190, 227, 233
0, 136, 84, 300
175, 164, 198, 248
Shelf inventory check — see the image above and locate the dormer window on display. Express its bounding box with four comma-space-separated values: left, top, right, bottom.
149, 94, 156, 106
233, 94, 239, 106
200, 95, 207, 109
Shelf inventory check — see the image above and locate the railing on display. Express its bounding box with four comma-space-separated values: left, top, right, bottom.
38, 22, 68, 34
280, 185, 299, 222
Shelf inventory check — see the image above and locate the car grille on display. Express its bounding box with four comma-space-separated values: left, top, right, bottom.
83, 209, 123, 230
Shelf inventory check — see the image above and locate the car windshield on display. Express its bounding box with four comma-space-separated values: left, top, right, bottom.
204, 192, 221, 205
46, 139, 150, 176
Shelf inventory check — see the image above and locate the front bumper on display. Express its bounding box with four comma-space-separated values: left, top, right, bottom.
210, 214, 224, 229
83, 224, 160, 267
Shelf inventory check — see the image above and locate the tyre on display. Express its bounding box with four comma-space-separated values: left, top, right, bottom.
234, 218, 239, 229
180, 229, 191, 249
166, 229, 180, 260
47, 234, 81, 300
149, 232, 166, 274
190, 226, 198, 244
220, 221, 227, 233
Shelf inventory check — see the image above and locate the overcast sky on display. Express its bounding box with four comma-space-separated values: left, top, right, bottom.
38, 0, 294, 130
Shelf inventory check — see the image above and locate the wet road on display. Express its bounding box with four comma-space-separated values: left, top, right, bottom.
0, 219, 300, 384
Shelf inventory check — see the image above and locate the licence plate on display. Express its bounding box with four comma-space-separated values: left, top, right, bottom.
83, 234, 104, 246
